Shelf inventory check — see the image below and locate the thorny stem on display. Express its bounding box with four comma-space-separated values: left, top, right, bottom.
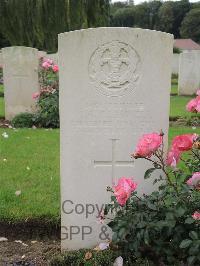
192, 150, 200, 160
154, 151, 179, 194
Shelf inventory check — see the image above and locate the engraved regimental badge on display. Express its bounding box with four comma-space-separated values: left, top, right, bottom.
89, 40, 140, 97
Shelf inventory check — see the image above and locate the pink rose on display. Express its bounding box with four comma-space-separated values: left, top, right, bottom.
132, 133, 163, 158
32, 92, 40, 99
186, 96, 200, 113
196, 89, 200, 96
192, 211, 200, 220
46, 58, 53, 65
166, 148, 181, 167
171, 134, 196, 152
187, 172, 200, 190
113, 177, 137, 206
52, 64, 59, 72
42, 61, 51, 69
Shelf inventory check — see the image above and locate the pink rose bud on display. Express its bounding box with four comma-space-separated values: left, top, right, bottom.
186, 172, 200, 190
166, 148, 181, 167
132, 133, 163, 158
192, 211, 200, 220
113, 177, 137, 206
196, 89, 200, 96
52, 64, 59, 72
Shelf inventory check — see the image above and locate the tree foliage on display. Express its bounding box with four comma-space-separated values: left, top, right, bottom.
180, 8, 200, 43
0, 0, 200, 51
0, 0, 110, 52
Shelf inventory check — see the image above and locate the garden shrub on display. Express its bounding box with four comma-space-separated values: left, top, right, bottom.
104, 132, 200, 265
50, 249, 151, 266
33, 57, 59, 128
173, 47, 181, 54
34, 88, 59, 128
11, 112, 35, 128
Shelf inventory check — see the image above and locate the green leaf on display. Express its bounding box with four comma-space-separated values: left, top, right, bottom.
189, 231, 198, 240
189, 244, 199, 255
166, 212, 174, 220
187, 256, 196, 265
180, 239, 192, 249
118, 227, 126, 239
176, 206, 186, 217
185, 217, 195, 224
147, 202, 157, 210
144, 168, 156, 179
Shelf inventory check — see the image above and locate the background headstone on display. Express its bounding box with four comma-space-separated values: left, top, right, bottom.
59, 28, 173, 250
2, 46, 39, 120
172, 53, 180, 74
178, 51, 200, 95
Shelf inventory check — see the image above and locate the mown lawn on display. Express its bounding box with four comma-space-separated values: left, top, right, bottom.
0, 128, 60, 222
0, 84, 4, 93
171, 76, 178, 95
0, 127, 200, 223
170, 95, 200, 118
0, 97, 5, 118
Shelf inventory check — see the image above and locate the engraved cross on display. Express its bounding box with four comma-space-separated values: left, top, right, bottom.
94, 139, 134, 184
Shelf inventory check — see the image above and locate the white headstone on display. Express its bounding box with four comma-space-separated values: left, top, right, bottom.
59, 28, 173, 250
172, 53, 180, 74
2, 46, 39, 120
178, 51, 200, 95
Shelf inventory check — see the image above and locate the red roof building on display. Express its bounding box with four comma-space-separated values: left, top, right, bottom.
174, 39, 200, 51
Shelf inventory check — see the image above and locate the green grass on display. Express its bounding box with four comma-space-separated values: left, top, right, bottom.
171, 84, 178, 95
0, 84, 4, 94
171, 77, 178, 95
0, 128, 60, 222
0, 97, 5, 118
0, 127, 200, 223
170, 95, 200, 118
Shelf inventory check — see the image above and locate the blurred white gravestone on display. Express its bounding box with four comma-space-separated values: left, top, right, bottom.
2, 46, 39, 120
172, 53, 180, 74
178, 51, 200, 95
59, 28, 173, 250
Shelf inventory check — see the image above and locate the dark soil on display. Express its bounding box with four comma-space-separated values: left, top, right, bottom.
0, 220, 60, 241
0, 220, 61, 265
0, 239, 60, 265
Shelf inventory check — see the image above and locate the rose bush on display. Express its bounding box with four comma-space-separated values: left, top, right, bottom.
186, 90, 200, 113
11, 56, 59, 128
33, 56, 59, 128
104, 131, 200, 265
